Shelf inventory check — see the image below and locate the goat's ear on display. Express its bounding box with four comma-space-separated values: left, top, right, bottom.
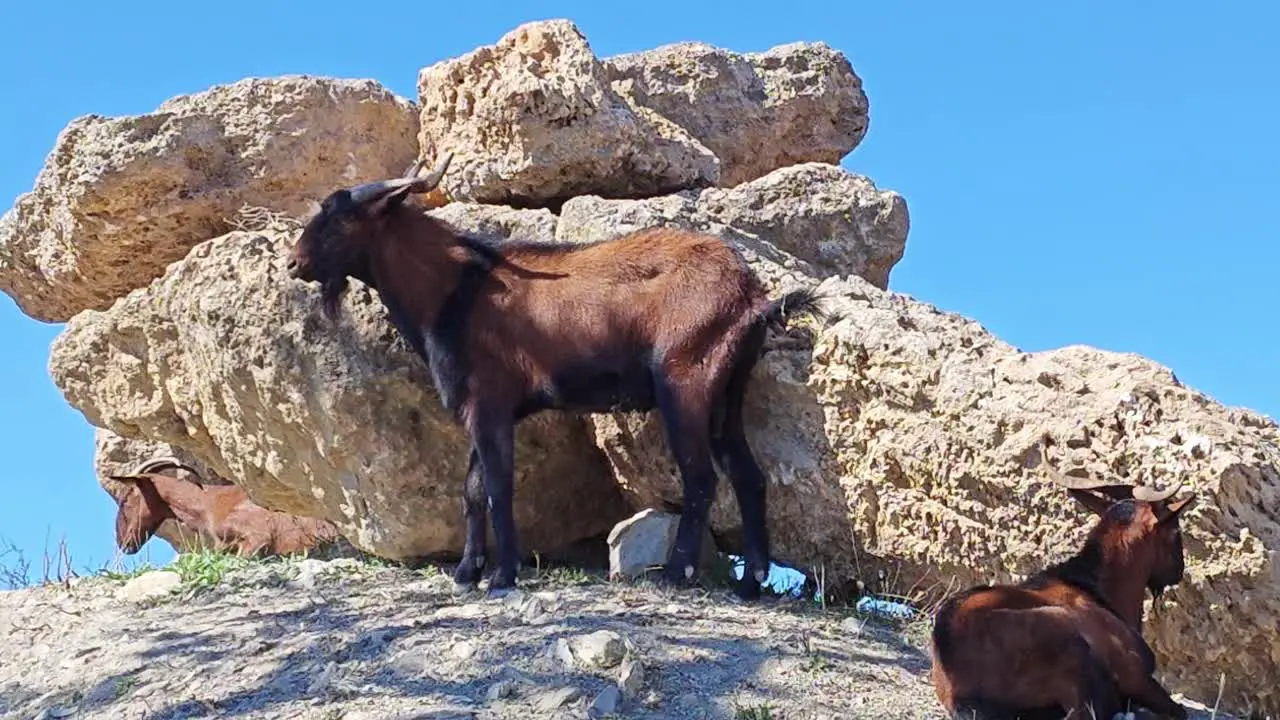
107, 473, 145, 485
1159, 494, 1197, 523
366, 185, 416, 217
1067, 488, 1115, 517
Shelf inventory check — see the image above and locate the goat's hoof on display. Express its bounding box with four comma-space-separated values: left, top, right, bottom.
483, 568, 518, 598
658, 563, 697, 589
733, 577, 764, 601
450, 580, 480, 596
452, 559, 485, 589
485, 585, 517, 600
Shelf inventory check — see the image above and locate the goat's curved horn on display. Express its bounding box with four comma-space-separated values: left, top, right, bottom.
348, 152, 454, 206
402, 158, 427, 179
1043, 465, 1137, 500
1131, 481, 1183, 503
1043, 465, 1114, 490
347, 179, 403, 205
412, 151, 453, 190
131, 457, 201, 477
1045, 464, 1183, 503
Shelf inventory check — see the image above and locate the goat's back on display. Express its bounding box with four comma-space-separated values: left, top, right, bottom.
932, 587, 1112, 715
483, 226, 767, 360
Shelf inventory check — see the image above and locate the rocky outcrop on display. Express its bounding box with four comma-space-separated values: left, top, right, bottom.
416, 20, 719, 207
557, 162, 907, 286
0, 76, 419, 323
605, 41, 869, 187
94, 427, 232, 554
428, 203, 559, 245
586, 271, 1280, 712
50, 219, 633, 563
414, 20, 869, 207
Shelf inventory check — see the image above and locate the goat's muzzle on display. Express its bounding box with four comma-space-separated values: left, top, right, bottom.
286, 258, 310, 282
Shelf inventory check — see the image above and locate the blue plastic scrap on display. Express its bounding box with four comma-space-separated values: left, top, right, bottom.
855, 595, 917, 621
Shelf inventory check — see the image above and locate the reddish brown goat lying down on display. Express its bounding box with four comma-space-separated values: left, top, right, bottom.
929, 465, 1197, 720
109, 458, 341, 557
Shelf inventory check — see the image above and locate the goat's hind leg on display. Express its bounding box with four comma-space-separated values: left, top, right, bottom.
710, 322, 772, 601
451, 448, 488, 591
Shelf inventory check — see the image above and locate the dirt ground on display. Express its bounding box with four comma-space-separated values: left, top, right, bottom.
0, 555, 1236, 720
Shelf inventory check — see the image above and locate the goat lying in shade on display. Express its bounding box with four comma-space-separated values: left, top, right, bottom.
109, 458, 341, 557
929, 465, 1198, 720
286, 152, 826, 600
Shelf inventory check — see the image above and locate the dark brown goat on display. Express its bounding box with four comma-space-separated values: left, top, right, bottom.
109, 458, 341, 557
928, 466, 1198, 719
285, 153, 825, 599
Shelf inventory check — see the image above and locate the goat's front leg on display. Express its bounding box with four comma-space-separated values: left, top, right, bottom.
470, 413, 520, 597
1123, 677, 1187, 719
452, 448, 488, 590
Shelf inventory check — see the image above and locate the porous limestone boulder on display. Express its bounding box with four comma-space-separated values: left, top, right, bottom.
557, 162, 908, 287
48, 215, 633, 563
427, 202, 559, 244
605, 41, 869, 187
0, 75, 419, 323
415, 19, 720, 207
584, 271, 1280, 712
95, 427, 233, 554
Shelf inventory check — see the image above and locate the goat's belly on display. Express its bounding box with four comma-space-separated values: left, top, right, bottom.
542, 363, 656, 414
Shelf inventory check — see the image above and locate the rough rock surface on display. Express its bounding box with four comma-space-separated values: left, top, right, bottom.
557, 162, 908, 286
0, 561, 978, 720
48, 223, 632, 562
606, 40, 869, 187
427, 202, 559, 244
416, 19, 719, 207
587, 272, 1280, 713
95, 427, 235, 554
0, 75, 419, 322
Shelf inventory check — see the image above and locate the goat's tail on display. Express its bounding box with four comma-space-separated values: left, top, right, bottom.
760, 286, 829, 330
927, 592, 965, 666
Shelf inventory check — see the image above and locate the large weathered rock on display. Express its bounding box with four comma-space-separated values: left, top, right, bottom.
427, 202, 559, 244
557, 162, 908, 286
585, 271, 1280, 712
415, 19, 719, 207
605, 41, 869, 187
94, 427, 233, 554
0, 75, 419, 323
48, 214, 633, 562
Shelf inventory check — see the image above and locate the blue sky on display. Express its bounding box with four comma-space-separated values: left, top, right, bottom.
1, 2, 1276, 583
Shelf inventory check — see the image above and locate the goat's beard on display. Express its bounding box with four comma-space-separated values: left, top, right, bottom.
321, 278, 349, 322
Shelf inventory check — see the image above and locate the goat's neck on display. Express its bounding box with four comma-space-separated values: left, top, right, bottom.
367, 221, 469, 328
1096, 543, 1151, 630
145, 475, 215, 529
1060, 539, 1149, 630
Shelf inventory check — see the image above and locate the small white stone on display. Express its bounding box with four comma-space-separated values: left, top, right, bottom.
117, 571, 182, 602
